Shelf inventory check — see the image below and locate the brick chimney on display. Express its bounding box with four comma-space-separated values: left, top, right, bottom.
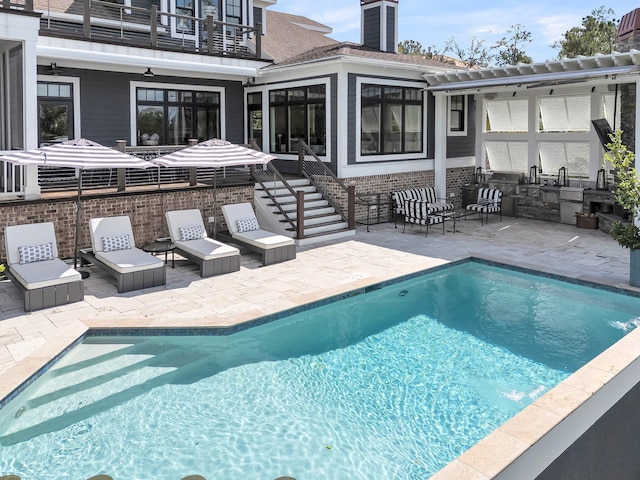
361, 0, 398, 53
616, 8, 640, 52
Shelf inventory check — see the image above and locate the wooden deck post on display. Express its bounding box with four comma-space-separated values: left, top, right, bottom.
347, 183, 355, 230
116, 140, 127, 191
83, 0, 92, 38
296, 190, 305, 239
255, 23, 262, 58
150, 5, 158, 47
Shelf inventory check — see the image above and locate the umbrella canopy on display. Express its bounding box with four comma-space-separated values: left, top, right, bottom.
0, 138, 152, 170
152, 138, 275, 168
0, 138, 152, 272
152, 139, 276, 238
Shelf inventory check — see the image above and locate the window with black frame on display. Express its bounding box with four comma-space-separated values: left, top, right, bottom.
176, 0, 195, 34
37, 81, 74, 147
269, 85, 326, 155
136, 88, 220, 146
360, 85, 422, 155
449, 94, 465, 133
247, 92, 263, 150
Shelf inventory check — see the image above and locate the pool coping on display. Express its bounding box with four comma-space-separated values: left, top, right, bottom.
2, 254, 640, 479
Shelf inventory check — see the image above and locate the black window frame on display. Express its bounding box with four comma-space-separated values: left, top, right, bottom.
37, 81, 74, 147
136, 87, 221, 146
449, 94, 466, 133
360, 84, 423, 156
269, 84, 326, 155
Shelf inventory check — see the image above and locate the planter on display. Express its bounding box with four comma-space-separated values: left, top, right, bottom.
576, 214, 598, 229
631, 249, 640, 287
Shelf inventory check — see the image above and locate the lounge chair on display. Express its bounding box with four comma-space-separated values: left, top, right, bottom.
165, 209, 240, 277
221, 202, 296, 266
4, 222, 84, 311
84, 216, 166, 293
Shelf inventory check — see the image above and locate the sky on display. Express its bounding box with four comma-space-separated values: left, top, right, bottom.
272, 0, 638, 63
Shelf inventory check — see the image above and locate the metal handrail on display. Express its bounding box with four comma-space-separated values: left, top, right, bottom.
297, 140, 355, 229
250, 163, 298, 234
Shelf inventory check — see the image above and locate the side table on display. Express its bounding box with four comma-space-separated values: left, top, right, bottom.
142, 240, 175, 268
355, 192, 394, 232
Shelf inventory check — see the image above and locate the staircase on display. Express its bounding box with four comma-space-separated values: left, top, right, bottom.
253, 178, 356, 246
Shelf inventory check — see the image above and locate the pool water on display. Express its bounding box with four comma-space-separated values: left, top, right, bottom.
1, 262, 640, 479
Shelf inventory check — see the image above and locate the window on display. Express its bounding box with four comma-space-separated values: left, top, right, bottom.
486, 99, 528, 133
136, 87, 220, 145
448, 95, 466, 134
539, 95, 590, 132
37, 81, 74, 147
225, 0, 241, 24
247, 92, 263, 150
175, 0, 195, 33
360, 85, 423, 155
269, 85, 326, 155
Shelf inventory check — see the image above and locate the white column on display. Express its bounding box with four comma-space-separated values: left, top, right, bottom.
527, 93, 538, 176
589, 88, 603, 183
22, 36, 40, 200
434, 93, 447, 197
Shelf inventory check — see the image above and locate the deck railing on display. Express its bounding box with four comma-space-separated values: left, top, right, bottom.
36, 0, 261, 58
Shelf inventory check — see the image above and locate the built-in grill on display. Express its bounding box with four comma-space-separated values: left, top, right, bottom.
486, 172, 525, 217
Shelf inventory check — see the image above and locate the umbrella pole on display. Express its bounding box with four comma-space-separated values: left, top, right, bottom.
74, 172, 90, 279
212, 172, 217, 239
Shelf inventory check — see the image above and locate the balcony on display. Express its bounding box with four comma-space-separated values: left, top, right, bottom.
21, 0, 262, 59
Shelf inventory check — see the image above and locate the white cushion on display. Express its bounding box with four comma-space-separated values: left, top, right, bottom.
165, 209, 207, 243
95, 248, 164, 274
221, 203, 258, 235
5, 222, 60, 266
236, 218, 260, 233
10, 259, 81, 290
101, 234, 132, 252
175, 238, 239, 260
18, 242, 54, 264
89, 216, 136, 253
232, 229, 295, 250
179, 225, 205, 242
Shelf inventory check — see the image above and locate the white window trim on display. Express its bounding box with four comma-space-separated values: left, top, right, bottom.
129, 81, 225, 146
37, 75, 82, 140
264, 77, 331, 161
447, 94, 467, 137
355, 77, 427, 163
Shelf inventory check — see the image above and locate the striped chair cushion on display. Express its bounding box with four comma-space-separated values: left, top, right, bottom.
466, 188, 503, 212
403, 200, 444, 226
392, 187, 454, 215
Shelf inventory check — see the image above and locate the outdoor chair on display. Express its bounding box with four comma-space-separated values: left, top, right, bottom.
391, 187, 454, 227
402, 199, 445, 237
165, 209, 240, 277
466, 187, 503, 225
85, 215, 166, 293
221, 202, 296, 266
4, 222, 84, 311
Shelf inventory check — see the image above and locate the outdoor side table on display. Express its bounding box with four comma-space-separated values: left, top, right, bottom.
356, 192, 394, 232
142, 240, 175, 268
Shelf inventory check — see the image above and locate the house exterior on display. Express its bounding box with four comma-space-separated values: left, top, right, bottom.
1, 0, 640, 247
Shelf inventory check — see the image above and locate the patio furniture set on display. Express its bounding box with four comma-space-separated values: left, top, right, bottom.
3, 202, 296, 312
391, 186, 503, 237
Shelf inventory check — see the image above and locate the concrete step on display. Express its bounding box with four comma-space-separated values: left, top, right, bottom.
295, 227, 356, 246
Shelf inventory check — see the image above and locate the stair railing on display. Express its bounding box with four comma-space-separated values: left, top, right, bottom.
250, 160, 302, 237
296, 140, 355, 230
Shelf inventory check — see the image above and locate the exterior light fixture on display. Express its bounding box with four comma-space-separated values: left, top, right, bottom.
143, 68, 154, 77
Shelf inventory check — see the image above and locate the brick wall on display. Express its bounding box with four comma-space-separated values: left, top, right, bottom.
0, 185, 254, 263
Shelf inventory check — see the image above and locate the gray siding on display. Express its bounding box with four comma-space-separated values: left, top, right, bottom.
386, 6, 395, 53
36, 67, 244, 146
446, 96, 476, 157
363, 7, 381, 50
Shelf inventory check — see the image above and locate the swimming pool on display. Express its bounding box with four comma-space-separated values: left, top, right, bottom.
1, 261, 640, 479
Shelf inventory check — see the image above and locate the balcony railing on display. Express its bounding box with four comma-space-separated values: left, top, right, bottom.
34, 0, 262, 59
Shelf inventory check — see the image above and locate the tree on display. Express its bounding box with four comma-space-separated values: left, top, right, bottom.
493, 24, 533, 66
444, 36, 493, 68
398, 40, 426, 56
552, 6, 618, 58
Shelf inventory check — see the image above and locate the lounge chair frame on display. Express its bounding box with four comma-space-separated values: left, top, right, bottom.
221, 203, 296, 266
5, 268, 84, 312
80, 249, 166, 293
4, 222, 84, 312
86, 216, 166, 293
165, 209, 241, 277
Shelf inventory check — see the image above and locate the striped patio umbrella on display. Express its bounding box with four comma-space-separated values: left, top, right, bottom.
0, 138, 152, 272
153, 139, 276, 236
